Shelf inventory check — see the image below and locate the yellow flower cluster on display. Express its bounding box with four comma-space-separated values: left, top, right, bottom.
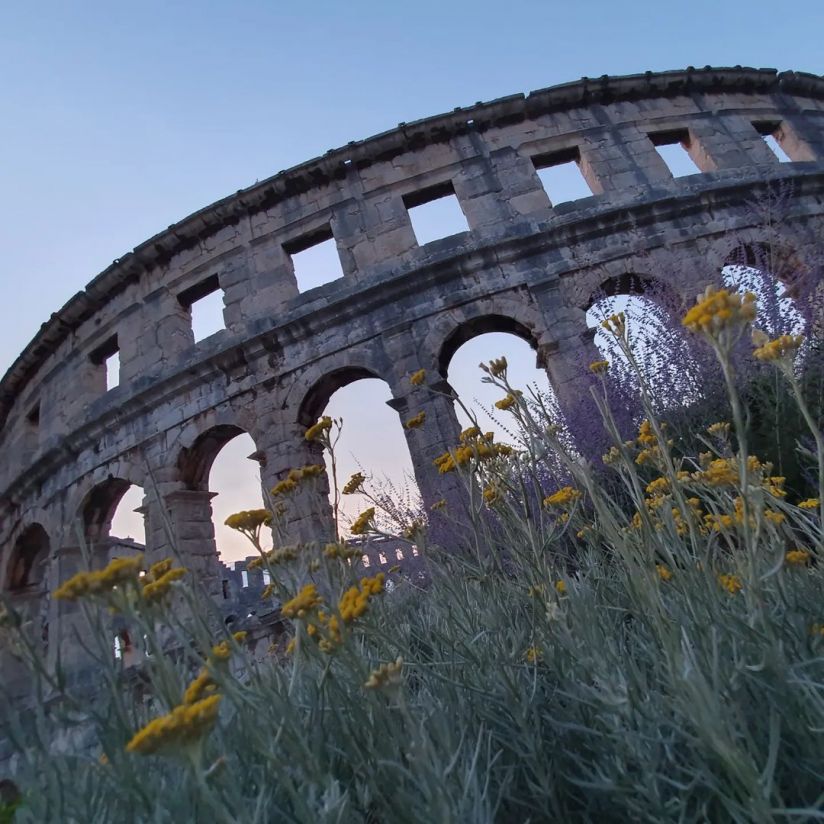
487, 356, 508, 377
364, 656, 403, 690
342, 471, 365, 495
323, 542, 362, 561
350, 507, 376, 536
141, 560, 187, 604
248, 544, 299, 570
126, 694, 222, 756
339, 574, 385, 623
403, 520, 425, 540
483, 485, 499, 505
281, 584, 324, 619
786, 549, 812, 567
271, 464, 325, 496
404, 410, 426, 430
799, 498, 820, 510
682, 287, 756, 335
555, 580, 566, 594
707, 421, 731, 437
524, 646, 542, 664
430, 498, 447, 511
54, 554, 144, 601
305, 416, 333, 441
589, 360, 610, 374
543, 486, 582, 507
434, 431, 513, 474
656, 564, 673, 582
224, 509, 272, 537
494, 394, 517, 411
211, 631, 247, 662
409, 368, 426, 386
717, 573, 743, 595
753, 333, 804, 362
601, 312, 626, 337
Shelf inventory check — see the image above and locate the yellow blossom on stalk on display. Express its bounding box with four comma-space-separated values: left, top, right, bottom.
555, 580, 566, 594
183, 668, 218, 706
524, 646, 542, 664
602, 446, 621, 465
460, 426, 481, 442
271, 476, 298, 496
338, 574, 385, 623
764, 509, 785, 526
682, 286, 757, 336
404, 411, 426, 430
305, 416, 333, 442
753, 333, 804, 362
543, 486, 582, 507
434, 452, 456, 473
403, 520, 425, 540
125, 694, 222, 756
656, 564, 673, 582
786, 549, 812, 567
589, 360, 609, 374
601, 312, 626, 337
342, 472, 365, 495
488, 356, 508, 377
324, 542, 361, 561
707, 421, 730, 437
483, 485, 499, 505
261, 584, 275, 600
281, 583, 324, 619
364, 657, 403, 690
799, 498, 820, 510
350, 507, 376, 536
224, 509, 272, 540
637, 419, 656, 446
718, 573, 743, 595
763, 476, 787, 498
495, 394, 518, 411
646, 477, 670, 497
527, 584, 545, 598
210, 633, 246, 662
54, 554, 144, 601
409, 368, 426, 386
142, 567, 187, 603
694, 458, 739, 487
431, 498, 447, 511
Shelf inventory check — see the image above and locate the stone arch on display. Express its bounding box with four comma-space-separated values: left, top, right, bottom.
582, 272, 683, 313
79, 476, 139, 546
422, 296, 550, 379
178, 424, 249, 492
298, 365, 383, 428
4, 523, 49, 593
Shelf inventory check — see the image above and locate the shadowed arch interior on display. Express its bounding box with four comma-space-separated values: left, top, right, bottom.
80, 478, 133, 544
724, 242, 808, 294
438, 315, 538, 377
584, 273, 681, 313
179, 424, 248, 491
298, 366, 380, 427
6, 524, 49, 591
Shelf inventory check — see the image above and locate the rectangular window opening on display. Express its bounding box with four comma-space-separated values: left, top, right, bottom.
91, 335, 120, 391
179, 275, 226, 342
649, 130, 702, 177
284, 226, 345, 293
753, 122, 793, 163
403, 182, 469, 246
532, 148, 592, 205
241, 570, 249, 588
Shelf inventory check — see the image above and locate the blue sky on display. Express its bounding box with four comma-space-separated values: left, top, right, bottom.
2, 0, 822, 560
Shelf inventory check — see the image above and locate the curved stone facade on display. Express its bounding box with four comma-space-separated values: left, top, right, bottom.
2, 66, 824, 663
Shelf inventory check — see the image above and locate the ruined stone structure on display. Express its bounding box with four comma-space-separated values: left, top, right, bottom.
2, 66, 824, 682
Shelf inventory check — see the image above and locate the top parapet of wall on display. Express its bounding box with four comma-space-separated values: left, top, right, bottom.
2, 65, 823, 415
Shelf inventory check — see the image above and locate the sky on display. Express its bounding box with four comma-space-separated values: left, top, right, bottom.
2, 0, 822, 562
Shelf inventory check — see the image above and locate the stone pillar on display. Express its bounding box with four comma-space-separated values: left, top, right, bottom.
773, 116, 824, 162
687, 115, 779, 171
257, 415, 336, 546
592, 124, 675, 194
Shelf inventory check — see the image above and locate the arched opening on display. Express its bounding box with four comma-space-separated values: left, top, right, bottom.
585, 275, 699, 408
5, 524, 49, 593
81, 478, 146, 550
300, 368, 419, 537
722, 245, 806, 338
442, 317, 559, 446
182, 426, 264, 565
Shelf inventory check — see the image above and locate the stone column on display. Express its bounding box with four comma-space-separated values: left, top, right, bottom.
687, 115, 779, 171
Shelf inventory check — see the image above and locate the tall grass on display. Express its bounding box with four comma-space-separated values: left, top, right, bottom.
1, 282, 824, 823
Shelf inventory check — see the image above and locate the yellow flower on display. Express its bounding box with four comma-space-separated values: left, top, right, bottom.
404, 410, 426, 430
142, 567, 187, 603
342, 472, 365, 495
409, 368, 426, 386
430, 498, 447, 511
54, 554, 144, 601
305, 416, 333, 441
600, 312, 626, 337
786, 549, 812, 566
350, 507, 376, 536
694, 458, 739, 487
183, 668, 218, 706
656, 564, 673, 582
126, 695, 222, 756
707, 421, 730, 437
799, 498, 820, 510
338, 574, 385, 623
488, 356, 508, 377
682, 287, 756, 335
364, 657, 403, 690
764, 509, 785, 526
460, 426, 481, 442
483, 485, 499, 505
718, 573, 743, 594
494, 394, 517, 411
524, 646, 542, 664
527, 584, 545, 598
753, 333, 804, 362
281, 583, 324, 619
543, 487, 581, 507
554, 580, 566, 594
589, 360, 610, 374
224, 509, 272, 538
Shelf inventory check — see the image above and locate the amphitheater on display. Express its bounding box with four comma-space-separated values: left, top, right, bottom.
2, 66, 824, 682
